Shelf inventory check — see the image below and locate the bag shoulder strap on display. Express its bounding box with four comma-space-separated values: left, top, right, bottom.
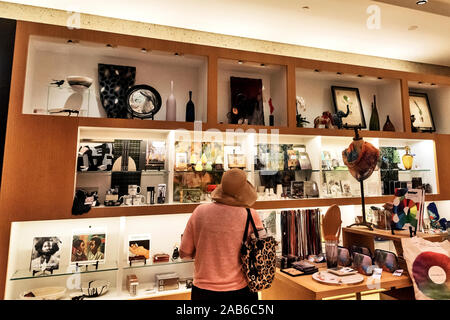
242, 208, 259, 243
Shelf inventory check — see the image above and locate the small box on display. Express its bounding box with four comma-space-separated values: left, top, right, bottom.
126, 274, 139, 296
155, 272, 179, 291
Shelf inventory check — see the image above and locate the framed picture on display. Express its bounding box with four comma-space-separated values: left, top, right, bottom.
409, 92, 435, 132
30, 237, 62, 272
71, 228, 106, 265
331, 86, 366, 128
128, 234, 151, 263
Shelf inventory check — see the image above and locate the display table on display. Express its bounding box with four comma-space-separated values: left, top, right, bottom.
342, 227, 448, 270
260, 266, 412, 300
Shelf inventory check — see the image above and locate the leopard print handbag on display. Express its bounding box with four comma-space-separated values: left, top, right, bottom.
240, 208, 277, 292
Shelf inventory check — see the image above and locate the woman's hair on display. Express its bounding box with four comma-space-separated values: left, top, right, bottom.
34, 237, 59, 256
72, 239, 84, 249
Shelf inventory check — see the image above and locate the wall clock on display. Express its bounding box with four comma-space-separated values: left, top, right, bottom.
126, 84, 162, 119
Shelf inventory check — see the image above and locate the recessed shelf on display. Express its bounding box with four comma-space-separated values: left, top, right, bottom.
10, 261, 118, 281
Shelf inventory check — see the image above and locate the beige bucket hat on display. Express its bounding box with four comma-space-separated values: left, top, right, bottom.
211, 168, 257, 207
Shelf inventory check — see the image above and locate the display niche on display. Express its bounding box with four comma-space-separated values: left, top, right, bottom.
23, 35, 208, 122
75, 127, 438, 211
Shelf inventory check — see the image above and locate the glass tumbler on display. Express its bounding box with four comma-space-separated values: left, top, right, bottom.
325, 240, 339, 269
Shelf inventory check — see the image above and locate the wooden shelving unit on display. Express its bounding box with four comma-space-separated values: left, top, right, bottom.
1, 20, 449, 299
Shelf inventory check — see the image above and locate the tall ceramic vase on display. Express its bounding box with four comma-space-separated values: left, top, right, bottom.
166, 80, 176, 121
369, 95, 380, 131
185, 91, 195, 122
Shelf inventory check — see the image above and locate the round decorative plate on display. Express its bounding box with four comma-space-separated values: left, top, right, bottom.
312, 271, 364, 286
126, 84, 162, 119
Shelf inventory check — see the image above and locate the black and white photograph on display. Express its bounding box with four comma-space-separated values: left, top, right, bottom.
29, 237, 62, 272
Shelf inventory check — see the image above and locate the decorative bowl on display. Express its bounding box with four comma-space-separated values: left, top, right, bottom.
20, 286, 67, 300
67, 76, 93, 89
81, 280, 110, 297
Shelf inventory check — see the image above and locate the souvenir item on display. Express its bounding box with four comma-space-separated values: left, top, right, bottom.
227, 153, 246, 169
312, 271, 364, 285
153, 253, 170, 263
29, 237, 62, 273
146, 186, 155, 204
350, 245, 372, 258
382, 115, 395, 131
67, 76, 93, 89
427, 202, 448, 230
72, 189, 99, 215
157, 184, 166, 204
342, 137, 380, 182
369, 95, 380, 131
180, 188, 202, 203
280, 268, 303, 277
20, 287, 66, 300
327, 267, 358, 276
290, 181, 304, 199
127, 274, 139, 296
228, 77, 264, 125
98, 63, 136, 118
156, 273, 179, 291
331, 86, 366, 128
269, 98, 275, 126
146, 141, 165, 171
373, 249, 399, 273
337, 246, 352, 267
331, 105, 350, 129
402, 146, 414, 170
81, 280, 110, 297
112, 140, 137, 172
352, 252, 374, 275
77, 143, 113, 172
287, 149, 299, 170
240, 208, 277, 292
304, 181, 319, 198
401, 237, 450, 300
314, 111, 333, 128
128, 234, 150, 263
185, 91, 195, 122
392, 188, 425, 234
71, 231, 106, 264
166, 80, 176, 121
409, 92, 436, 132
126, 84, 161, 119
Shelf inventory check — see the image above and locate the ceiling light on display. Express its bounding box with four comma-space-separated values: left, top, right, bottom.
260, 63, 266, 67
238, 60, 244, 64
141, 48, 148, 53
408, 25, 419, 31
416, 0, 428, 5
314, 69, 320, 72
302, 6, 310, 10
357, 74, 363, 77
336, 72, 342, 75
377, 77, 383, 80
431, 83, 436, 86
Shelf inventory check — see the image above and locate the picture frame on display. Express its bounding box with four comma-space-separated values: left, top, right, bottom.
408, 92, 435, 132
128, 234, 151, 264
71, 228, 106, 265
331, 86, 366, 128
30, 237, 62, 272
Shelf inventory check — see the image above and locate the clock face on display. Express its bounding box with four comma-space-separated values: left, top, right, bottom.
126, 85, 161, 118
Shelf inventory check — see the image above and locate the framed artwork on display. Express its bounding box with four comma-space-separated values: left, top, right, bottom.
128, 234, 151, 263
30, 237, 62, 272
331, 86, 366, 128
71, 228, 106, 265
229, 77, 265, 125
409, 92, 435, 132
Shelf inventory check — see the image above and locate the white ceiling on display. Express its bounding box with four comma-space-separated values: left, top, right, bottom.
3, 0, 450, 66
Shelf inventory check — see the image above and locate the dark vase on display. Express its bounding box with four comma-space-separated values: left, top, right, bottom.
383, 115, 395, 132
369, 95, 380, 131
185, 91, 195, 122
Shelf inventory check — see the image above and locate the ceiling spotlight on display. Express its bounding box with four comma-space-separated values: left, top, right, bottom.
302, 6, 310, 10
431, 83, 436, 86
260, 63, 266, 67
377, 77, 383, 80
238, 60, 244, 64
67, 39, 79, 44
141, 48, 148, 53
408, 25, 419, 31
314, 69, 320, 72
337, 72, 342, 75
357, 74, 363, 77
106, 44, 114, 48
418, 81, 423, 84
416, 0, 428, 5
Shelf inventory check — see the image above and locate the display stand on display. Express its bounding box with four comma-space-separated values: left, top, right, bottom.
343, 124, 373, 231
32, 268, 54, 277
75, 260, 99, 272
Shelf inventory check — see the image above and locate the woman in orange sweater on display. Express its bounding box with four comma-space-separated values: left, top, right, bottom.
180, 168, 263, 301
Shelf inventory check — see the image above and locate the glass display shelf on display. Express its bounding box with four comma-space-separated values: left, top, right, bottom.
254, 169, 320, 173
77, 170, 169, 176
10, 261, 118, 281
123, 258, 194, 270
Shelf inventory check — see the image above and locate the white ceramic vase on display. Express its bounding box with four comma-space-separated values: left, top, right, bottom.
166, 80, 176, 121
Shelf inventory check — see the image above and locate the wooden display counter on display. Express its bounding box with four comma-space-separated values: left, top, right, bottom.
261, 266, 412, 300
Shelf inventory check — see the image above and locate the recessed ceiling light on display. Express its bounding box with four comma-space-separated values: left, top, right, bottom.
337, 72, 342, 75
260, 63, 266, 67
238, 60, 244, 64
357, 74, 363, 77
314, 69, 320, 72
302, 6, 310, 10
416, 0, 428, 5
141, 48, 147, 53
408, 25, 419, 31
431, 83, 436, 86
